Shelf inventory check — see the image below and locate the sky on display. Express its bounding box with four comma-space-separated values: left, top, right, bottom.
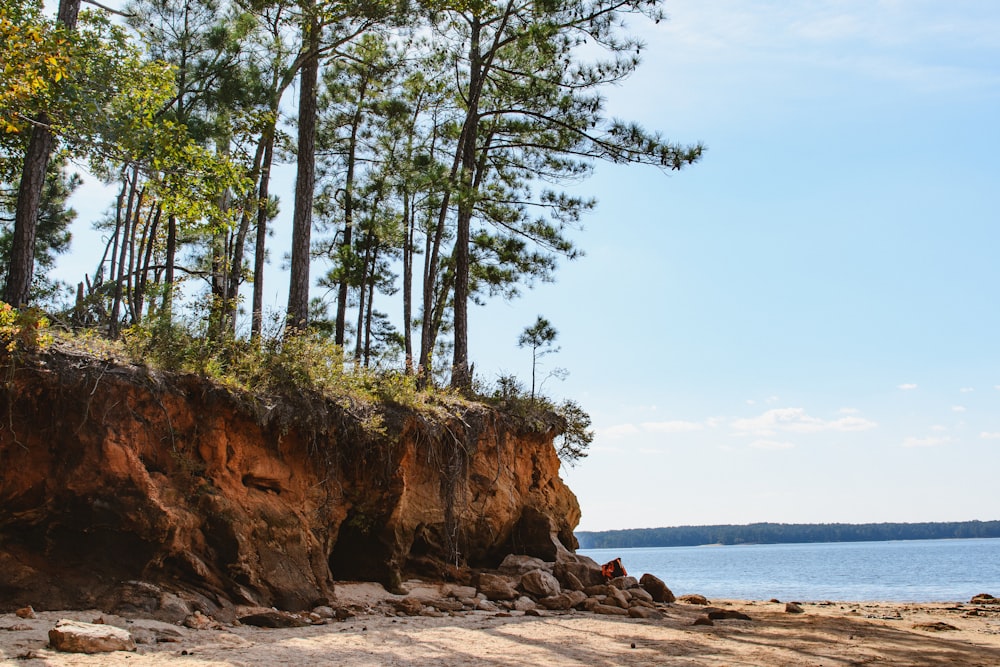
53, 1, 1000, 531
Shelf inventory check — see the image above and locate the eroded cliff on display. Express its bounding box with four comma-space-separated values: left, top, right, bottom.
0, 348, 581, 613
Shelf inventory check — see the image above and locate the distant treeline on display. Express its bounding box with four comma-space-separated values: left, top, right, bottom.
575, 521, 1000, 549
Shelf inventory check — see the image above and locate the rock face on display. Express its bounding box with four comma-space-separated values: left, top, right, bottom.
0, 349, 581, 612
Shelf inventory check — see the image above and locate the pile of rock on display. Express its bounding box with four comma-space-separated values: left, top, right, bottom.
381, 553, 676, 620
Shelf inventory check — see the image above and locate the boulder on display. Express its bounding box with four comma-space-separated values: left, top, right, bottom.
971, 593, 999, 605
639, 573, 675, 603
520, 569, 561, 599
629, 587, 654, 603
48, 620, 136, 654
592, 603, 629, 616
15, 606, 35, 619
605, 586, 631, 609
445, 585, 478, 600
560, 570, 585, 592
609, 576, 639, 590
391, 597, 425, 615
512, 596, 538, 611
785, 602, 804, 614
475, 573, 518, 601
554, 553, 604, 588
692, 615, 713, 626
498, 554, 551, 575
538, 593, 574, 610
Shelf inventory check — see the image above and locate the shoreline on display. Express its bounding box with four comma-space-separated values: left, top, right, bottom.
4, 587, 999, 666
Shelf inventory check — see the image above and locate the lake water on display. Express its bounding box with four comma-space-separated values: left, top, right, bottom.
580, 538, 1000, 602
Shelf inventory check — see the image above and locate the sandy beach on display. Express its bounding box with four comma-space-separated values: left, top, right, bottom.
3, 584, 1000, 666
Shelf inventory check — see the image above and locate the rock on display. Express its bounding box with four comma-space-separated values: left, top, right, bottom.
520, 569, 561, 598
445, 585, 478, 600
609, 576, 639, 590
538, 593, 573, 611
628, 607, 664, 620
560, 571, 585, 592
524, 608, 543, 617
6, 623, 32, 631
498, 554, 551, 575
583, 584, 612, 597
707, 609, 752, 621
425, 598, 465, 613
48, 620, 136, 654
592, 603, 629, 616
14, 606, 35, 619
971, 593, 998, 605
629, 587, 654, 603
475, 573, 519, 601
605, 587, 631, 609
678, 594, 709, 605
692, 615, 714, 626
554, 553, 604, 588
639, 573, 675, 603
913, 622, 959, 632
312, 605, 336, 619
237, 610, 308, 628
785, 602, 804, 614
513, 596, 537, 611
391, 597, 425, 615
476, 599, 500, 612
183, 611, 219, 630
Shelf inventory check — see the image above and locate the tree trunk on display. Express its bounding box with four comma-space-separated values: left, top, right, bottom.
3, 0, 81, 306
287, 13, 321, 331
251, 130, 275, 341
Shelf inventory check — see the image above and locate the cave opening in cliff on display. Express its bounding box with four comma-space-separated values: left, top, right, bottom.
328, 510, 393, 584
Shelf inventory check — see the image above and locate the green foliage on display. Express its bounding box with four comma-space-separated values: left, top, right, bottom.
576, 521, 1000, 550
0, 300, 53, 352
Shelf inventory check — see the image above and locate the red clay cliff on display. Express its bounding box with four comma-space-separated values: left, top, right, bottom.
0, 347, 581, 613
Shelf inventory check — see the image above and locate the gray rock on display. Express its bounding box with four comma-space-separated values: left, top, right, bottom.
629, 586, 654, 603
639, 573, 676, 603
513, 596, 538, 611
48, 620, 136, 654
520, 569, 561, 598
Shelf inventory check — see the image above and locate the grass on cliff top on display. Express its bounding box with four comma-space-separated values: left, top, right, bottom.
1, 302, 591, 461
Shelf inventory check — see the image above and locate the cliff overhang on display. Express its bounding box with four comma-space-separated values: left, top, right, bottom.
0, 347, 581, 613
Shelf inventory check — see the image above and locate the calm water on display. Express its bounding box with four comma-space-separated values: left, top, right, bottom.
580, 538, 1000, 602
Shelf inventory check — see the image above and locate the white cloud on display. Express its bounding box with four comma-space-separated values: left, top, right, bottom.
980, 432, 1000, 440
839, 407, 860, 415
750, 439, 796, 450
731, 407, 877, 437
960, 387, 975, 393
902, 436, 953, 448
599, 424, 640, 439
640, 420, 705, 434
952, 406, 967, 413
930, 424, 948, 432
898, 383, 918, 390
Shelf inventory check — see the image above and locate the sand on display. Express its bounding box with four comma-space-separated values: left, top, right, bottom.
3, 584, 1000, 666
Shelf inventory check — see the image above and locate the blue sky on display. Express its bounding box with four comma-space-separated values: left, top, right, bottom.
55, 1, 1000, 531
